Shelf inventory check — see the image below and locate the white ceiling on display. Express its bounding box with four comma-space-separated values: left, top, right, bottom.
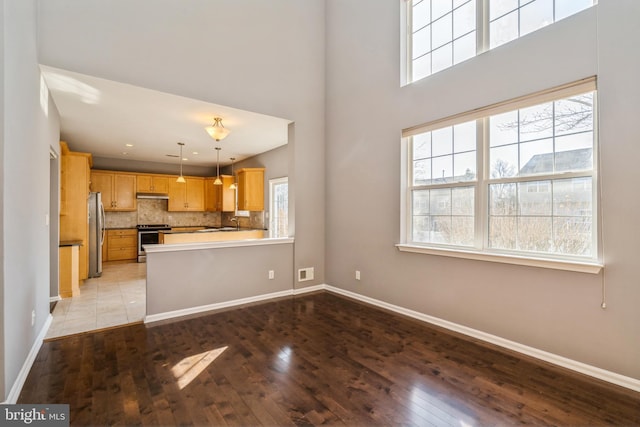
41, 65, 291, 167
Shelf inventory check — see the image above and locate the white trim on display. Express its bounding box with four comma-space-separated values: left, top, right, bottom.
4, 314, 53, 403
396, 244, 603, 274
144, 284, 322, 324
322, 284, 640, 393
49, 295, 61, 303
403, 77, 596, 137
293, 284, 325, 295
144, 237, 294, 254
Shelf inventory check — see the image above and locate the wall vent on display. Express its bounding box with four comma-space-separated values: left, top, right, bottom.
298, 267, 314, 282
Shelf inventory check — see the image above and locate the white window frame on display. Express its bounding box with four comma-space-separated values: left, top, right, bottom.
269, 177, 289, 238
404, 0, 597, 84
398, 78, 602, 274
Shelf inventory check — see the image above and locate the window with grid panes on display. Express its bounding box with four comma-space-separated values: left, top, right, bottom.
405, 79, 597, 261
407, 0, 596, 83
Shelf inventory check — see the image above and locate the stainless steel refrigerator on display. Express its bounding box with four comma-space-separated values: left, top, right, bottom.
88, 192, 106, 278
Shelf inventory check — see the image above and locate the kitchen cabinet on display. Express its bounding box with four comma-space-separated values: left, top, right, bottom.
106, 229, 137, 261
168, 177, 205, 211
205, 175, 235, 212
59, 141, 92, 280
59, 243, 80, 298
237, 168, 265, 211
90, 171, 137, 211
137, 174, 170, 194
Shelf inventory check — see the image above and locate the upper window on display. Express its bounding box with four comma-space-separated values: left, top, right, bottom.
404, 78, 597, 262
407, 0, 596, 82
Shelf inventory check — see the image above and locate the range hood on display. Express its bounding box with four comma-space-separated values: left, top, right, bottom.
136, 192, 169, 200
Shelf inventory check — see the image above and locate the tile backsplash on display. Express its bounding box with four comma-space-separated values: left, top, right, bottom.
104, 199, 221, 229
104, 199, 265, 229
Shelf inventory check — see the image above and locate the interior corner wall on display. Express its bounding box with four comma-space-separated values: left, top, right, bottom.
37, 0, 326, 288
325, 0, 640, 381
3, 0, 56, 400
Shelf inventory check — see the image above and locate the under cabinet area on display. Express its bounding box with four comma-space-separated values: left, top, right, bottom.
91, 171, 137, 211
105, 229, 137, 261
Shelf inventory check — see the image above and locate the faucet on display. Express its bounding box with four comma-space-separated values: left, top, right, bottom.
230, 217, 240, 231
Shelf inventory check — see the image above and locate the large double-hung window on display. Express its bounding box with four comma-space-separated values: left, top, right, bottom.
402, 79, 599, 270
407, 0, 596, 82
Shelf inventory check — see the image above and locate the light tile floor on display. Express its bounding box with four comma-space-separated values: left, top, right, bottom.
47, 262, 146, 339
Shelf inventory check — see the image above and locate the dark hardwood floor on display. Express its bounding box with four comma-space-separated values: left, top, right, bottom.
20, 292, 640, 426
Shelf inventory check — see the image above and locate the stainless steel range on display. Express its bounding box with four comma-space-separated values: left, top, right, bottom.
137, 224, 171, 262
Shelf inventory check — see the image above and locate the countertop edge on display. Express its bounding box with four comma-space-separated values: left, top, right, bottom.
59, 240, 83, 247
144, 237, 294, 253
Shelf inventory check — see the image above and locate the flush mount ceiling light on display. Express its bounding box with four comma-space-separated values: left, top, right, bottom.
205, 117, 231, 141
229, 157, 237, 190
214, 147, 222, 185
176, 142, 186, 183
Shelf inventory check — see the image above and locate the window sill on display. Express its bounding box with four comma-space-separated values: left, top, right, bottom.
395, 244, 602, 274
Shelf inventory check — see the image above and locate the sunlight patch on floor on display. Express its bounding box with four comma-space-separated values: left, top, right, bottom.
172, 346, 228, 390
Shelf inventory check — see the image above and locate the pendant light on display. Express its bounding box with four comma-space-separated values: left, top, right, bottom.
214, 147, 222, 185
176, 142, 186, 183
229, 157, 237, 190
205, 117, 231, 141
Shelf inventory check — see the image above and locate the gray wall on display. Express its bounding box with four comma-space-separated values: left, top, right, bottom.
38, 0, 326, 288
146, 243, 293, 316
2, 0, 60, 400
325, 0, 640, 380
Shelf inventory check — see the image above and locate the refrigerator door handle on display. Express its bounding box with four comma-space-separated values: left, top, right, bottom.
100, 201, 106, 245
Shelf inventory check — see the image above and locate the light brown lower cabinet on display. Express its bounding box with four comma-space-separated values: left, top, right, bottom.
106, 229, 137, 261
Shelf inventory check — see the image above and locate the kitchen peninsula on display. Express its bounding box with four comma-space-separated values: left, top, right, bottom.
143, 234, 295, 323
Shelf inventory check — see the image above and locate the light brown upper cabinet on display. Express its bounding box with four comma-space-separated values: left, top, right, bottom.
204, 175, 235, 212
168, 177, 205, 211
90, 171, 137, 211
137, 174, 170, 194
237, 168, 265, 211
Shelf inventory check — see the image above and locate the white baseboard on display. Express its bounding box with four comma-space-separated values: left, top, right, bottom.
293, 284, 326, 295
49, 295, 61, 303
145, 289, 295, 323
323, 284, 640, 393
4, 314, 53, 404
145, 284, 329, 324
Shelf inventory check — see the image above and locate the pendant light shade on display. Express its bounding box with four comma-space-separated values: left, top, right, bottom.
229, 157, 237, 190
176, 142, 186, 183
205, 117, 231, 141
214, 147, 222, 185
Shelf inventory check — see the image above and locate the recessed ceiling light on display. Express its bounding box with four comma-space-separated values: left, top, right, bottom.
125, 144, 133, 147
192, 151, 199, 155
122, 152, 128, 155
182, 158, 188, 161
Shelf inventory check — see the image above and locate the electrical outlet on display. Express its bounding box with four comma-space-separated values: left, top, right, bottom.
355, 270, 361, 281
268, 270, 275, 280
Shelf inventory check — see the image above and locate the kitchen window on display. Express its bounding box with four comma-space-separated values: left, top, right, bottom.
405, 0, 596, 83
269, 177, 288, 238
399, 78, 601, 272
